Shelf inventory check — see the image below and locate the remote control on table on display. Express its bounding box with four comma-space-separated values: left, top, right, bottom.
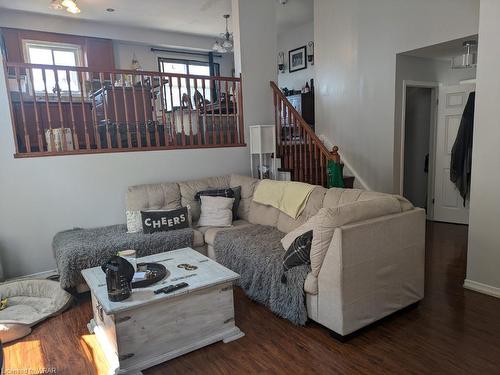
153, 282, 189, 295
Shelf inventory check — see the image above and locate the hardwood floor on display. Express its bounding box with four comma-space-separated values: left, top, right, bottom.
3, 222, 500, 374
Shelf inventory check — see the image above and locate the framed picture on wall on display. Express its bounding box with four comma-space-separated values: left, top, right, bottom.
288, 46, 307, 73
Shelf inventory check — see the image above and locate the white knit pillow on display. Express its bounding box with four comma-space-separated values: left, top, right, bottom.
198, 196, 235, 227
126, 210, 143, 233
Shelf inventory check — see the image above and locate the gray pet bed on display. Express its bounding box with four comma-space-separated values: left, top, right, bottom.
0, 279, 73, 343
53, 224, 194, 290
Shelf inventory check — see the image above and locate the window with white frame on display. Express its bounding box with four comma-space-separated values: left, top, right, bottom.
23, 40, 82, 95
158, 58, 220, 110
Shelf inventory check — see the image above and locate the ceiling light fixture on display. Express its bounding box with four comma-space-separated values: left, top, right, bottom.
50, 0, 81, 14
212, 14, 233, 54
452, 40, 477, 69
50, 0, 64, 10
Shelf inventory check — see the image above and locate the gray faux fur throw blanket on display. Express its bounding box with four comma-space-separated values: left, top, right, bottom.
213, 225, 309, 325
53, 224, 193, 290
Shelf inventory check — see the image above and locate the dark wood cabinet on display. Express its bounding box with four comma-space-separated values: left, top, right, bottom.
286, 92, 315, 130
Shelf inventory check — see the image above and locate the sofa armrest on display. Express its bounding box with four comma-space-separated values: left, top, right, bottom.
313, 208, 426, 336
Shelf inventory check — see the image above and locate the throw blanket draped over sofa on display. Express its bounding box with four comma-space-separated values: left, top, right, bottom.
253, 180, 315, 219
213, 225, 309, 325
53, 224, 194, 289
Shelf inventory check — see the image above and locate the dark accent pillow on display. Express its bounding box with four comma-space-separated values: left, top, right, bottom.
141, 207, 189, 234
195, 186, 241, 220
281, 230, 313, 283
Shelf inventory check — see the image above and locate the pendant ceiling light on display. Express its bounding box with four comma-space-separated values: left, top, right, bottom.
212, 14, 233, 53
50, 0, 81, 14
452, 40, 477, 69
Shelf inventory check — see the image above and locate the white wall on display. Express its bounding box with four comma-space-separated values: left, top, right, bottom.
314, 0, 479, 193
277, 21, 314, 91
232, 0, 277, 133
113, 42, 235, 77
465, 0, 500, 295
394, 54, 477, 192
0, 12, 249, 279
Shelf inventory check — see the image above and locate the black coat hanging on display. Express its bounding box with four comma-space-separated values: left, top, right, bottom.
450, 92, 475, 205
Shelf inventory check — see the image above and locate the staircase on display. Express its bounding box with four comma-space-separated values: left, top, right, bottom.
270, 81, 354, 188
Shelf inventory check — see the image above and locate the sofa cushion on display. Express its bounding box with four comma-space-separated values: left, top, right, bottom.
248, 201, 281, 227
203, 220, 253, 246
277, 186, 327, 233
304, 272, 318, 295
179, 178, 211, 222
193, 229, 205, 247
206, 175, 231, 189
177, 176, 231, 221
126, 182, 181, 211
282, 230, 313, 283
195, 186, 241, 220
230, 174, 259, 221
323, 188, 388, 208
198, 196, 234, 227
282, 197, 404, 277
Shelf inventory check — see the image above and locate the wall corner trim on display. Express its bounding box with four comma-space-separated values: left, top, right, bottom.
463, 279, 500, 299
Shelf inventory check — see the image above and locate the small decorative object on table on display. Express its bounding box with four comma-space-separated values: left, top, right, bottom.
118, 249, 137, 271
177, 263, 198, 271
132, 263, 169, 288
102, 256, 134, 302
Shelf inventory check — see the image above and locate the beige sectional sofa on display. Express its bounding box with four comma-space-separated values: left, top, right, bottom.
127, 174, 426, 337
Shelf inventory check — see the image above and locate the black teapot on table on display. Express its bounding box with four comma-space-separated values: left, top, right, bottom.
102, 256, 135, 302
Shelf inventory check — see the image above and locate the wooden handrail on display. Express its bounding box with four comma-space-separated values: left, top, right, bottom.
270, 80, 340, 186
270, 81, 333, 160
3, 60, 245, 157
4, 61, 242, 82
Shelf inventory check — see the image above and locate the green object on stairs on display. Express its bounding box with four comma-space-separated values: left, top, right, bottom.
327, 160, 344, 188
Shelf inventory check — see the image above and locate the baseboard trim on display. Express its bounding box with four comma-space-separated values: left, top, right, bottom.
4, 269, 58, 283
463, 279, 500, 299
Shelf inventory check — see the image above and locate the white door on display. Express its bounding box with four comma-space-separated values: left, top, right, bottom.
433, 83, 475, 224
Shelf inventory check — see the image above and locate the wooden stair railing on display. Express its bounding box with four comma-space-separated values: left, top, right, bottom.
271, 81, 345, 187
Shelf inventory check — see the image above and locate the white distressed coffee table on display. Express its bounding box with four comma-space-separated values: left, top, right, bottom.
81, 248, 244, 375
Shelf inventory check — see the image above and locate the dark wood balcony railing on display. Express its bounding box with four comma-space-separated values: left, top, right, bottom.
3, 61, 245, 157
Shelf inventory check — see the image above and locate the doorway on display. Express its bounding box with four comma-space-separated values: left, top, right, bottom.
401, 81, 438, 218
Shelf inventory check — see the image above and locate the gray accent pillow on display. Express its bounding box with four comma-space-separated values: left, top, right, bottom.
281, 230, 313, 283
